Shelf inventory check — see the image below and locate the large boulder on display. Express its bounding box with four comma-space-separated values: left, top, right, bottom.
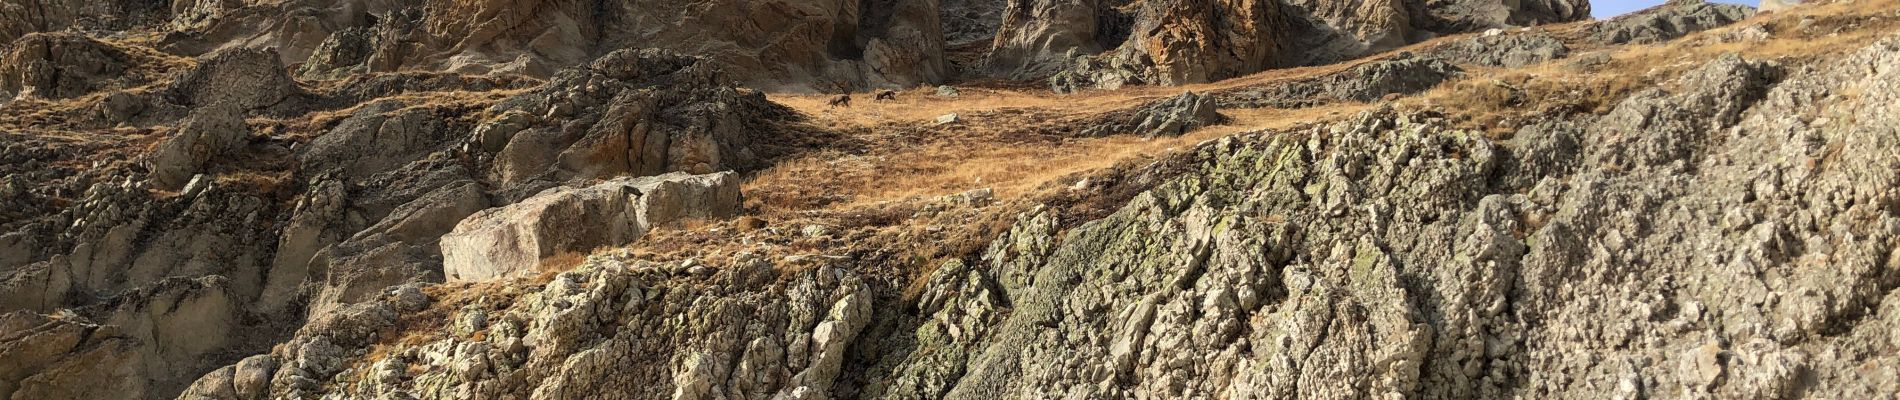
1215, 52, 1464, 108
1423, 31, 1570, 68
440, 172, 742, 282
0, 312, 148, 399
1414, 0, 1591, 30
162, 47, 302, 111
169, 0, 948, 90
145, 104, 249, 190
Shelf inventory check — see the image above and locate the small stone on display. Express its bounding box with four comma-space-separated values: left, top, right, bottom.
801, 225, 833, 238
179, 174, 212, 198
937, 113, 960, 125
935, 85, 960, 97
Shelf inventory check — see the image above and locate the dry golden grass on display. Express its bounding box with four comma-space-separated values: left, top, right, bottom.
537, 251, 590, 276
756, 83, 1367, 216
752, 0, 1900, 219
1404, 0, 1900, 137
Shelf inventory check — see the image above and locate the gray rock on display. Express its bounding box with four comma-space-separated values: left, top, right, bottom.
1083, 91, 1222, 137
941, 0, 1008, 46
1760, 0, 1801, 12
1587, 0, 1755, 45
0, 33, 136, 99
146, 104, 248, 190
440, 172, 742, 282
163, 47, 301, 111
1425, 32, 1571, 68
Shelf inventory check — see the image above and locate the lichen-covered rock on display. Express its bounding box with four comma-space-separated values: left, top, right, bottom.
440, 172, 741, 282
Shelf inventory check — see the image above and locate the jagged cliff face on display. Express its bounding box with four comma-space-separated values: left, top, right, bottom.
4, 0, 1581, 91
149, 0, 950, 91
1002, 0, 1589, 91
4, 0, 1899, 400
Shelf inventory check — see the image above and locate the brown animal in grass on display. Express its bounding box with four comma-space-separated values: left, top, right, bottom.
827, 94, 852, 108
875, 90, 897, 101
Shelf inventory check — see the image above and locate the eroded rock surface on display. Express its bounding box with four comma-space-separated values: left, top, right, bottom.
215, 31, 1900, 400
478, 49, 798, 185
1424, 31, 1570, 68
1216, 52, 1464, 108
1587, 0, 1756, 44
1010, 0, 1589, 91
0, 33, 139, 99
0, 46, 796, 399
441, 172, 742, 282
1081, 91, 1222, 137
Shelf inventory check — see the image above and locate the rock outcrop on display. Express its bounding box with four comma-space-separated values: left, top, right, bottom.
0, 45, 797, 400
1586, 0, 1756, 44
479, 49, 796, 185
163, 47, 302, 111
440, 172, 742, 282
1080, 91, 1222, 137
1009, 0, 1589, 91
942, 0, 1009, 46
161, 0, 951, 90
8, 1, 1900, 400
985, 0, 1126, 80
1424, 30, 1570, 68
1216, 52, 1463, 108
198, 26, 1900, 400
1106, 0, 1287, 86
144, 104, 248, 190
0, 0, 167, 44
0, 33, 138, 99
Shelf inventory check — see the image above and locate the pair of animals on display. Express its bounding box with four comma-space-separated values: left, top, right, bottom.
828, 90, 897, 108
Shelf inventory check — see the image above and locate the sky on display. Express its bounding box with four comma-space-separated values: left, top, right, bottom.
1594, 0, 1761, 18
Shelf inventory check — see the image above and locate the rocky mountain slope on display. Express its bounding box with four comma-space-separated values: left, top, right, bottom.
4, 0, 1898, 399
